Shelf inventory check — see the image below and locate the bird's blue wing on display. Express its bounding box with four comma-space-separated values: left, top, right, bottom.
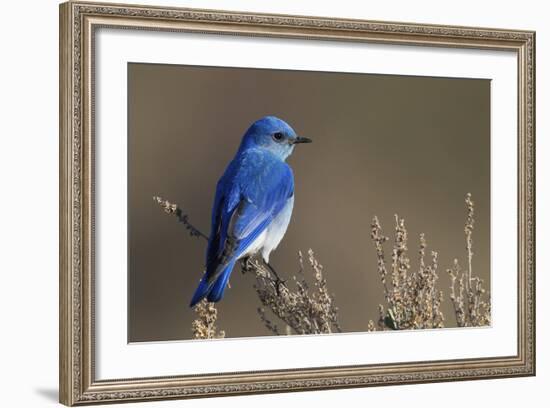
204, 177, 228, 271
191, 173, 240, 307
205, 150, 294, 284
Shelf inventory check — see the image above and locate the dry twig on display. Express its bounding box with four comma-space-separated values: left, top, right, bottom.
153, 196, 209, 240
242, 250, 341, 335
370, 193, 490, 330
447, 194, 491, 327
370, 215, 444, 330
191, 299, 225, 339
154, 195, 341, 336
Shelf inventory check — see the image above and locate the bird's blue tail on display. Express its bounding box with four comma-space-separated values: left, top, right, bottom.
189, 276, 210, 307
189, 261, 236, 307
207, 261, 235, 303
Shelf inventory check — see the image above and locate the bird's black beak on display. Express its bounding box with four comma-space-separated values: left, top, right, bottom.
292, 136, 312, 144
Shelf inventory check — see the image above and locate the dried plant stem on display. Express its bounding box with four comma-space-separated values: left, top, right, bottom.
370, 215, 444, 330
242, 250, 341, 335
153, 196, 209, 241
191, 299, 225, 339
154, 196, 224, 338
447, 194, 491, 327
154, 195, 341, 336
371, 194, 490, 330
465, 193, 475, 292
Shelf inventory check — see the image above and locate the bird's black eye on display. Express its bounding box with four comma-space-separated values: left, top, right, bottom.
272, 132, 284, 142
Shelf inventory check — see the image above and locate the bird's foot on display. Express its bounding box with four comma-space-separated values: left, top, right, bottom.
241, 256, 254, 274
265, 262, 288, 296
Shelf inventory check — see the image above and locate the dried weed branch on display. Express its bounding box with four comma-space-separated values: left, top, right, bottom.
154, 195, 341, 336
153, 196, 209, 240
242, 250, 341, 335
155, 193, 489, 337
154, 196, 225, 338
447, 194, 491, 327
191, 299, 225, 339
371, 193, 490, 330
370, 215, 445, 330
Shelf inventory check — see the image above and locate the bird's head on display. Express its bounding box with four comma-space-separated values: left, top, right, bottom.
239, 116, 312, 160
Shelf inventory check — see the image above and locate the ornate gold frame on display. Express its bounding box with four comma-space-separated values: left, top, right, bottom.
59, 1, 536, 405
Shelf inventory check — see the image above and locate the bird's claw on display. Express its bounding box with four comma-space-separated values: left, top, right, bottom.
241, 256, 255, 274
274, 278, 288, 296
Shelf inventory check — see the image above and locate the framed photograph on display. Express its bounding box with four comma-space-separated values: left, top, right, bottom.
59, 1, 535, 405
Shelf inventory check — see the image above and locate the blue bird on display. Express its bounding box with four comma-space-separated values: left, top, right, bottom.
189, 116, 312, 307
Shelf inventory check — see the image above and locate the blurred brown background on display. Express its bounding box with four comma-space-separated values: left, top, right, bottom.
128, 63, 490, 342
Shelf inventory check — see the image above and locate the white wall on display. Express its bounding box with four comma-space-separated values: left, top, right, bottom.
0, 0, 546, 406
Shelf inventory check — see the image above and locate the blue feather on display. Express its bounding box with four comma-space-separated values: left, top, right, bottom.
189, 275, 210, 307
206, 261, 236, 303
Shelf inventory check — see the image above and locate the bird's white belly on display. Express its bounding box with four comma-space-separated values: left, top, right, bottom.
238, 196, 294, 263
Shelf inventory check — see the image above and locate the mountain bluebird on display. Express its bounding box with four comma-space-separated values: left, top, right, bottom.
190, 116, 312, 307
